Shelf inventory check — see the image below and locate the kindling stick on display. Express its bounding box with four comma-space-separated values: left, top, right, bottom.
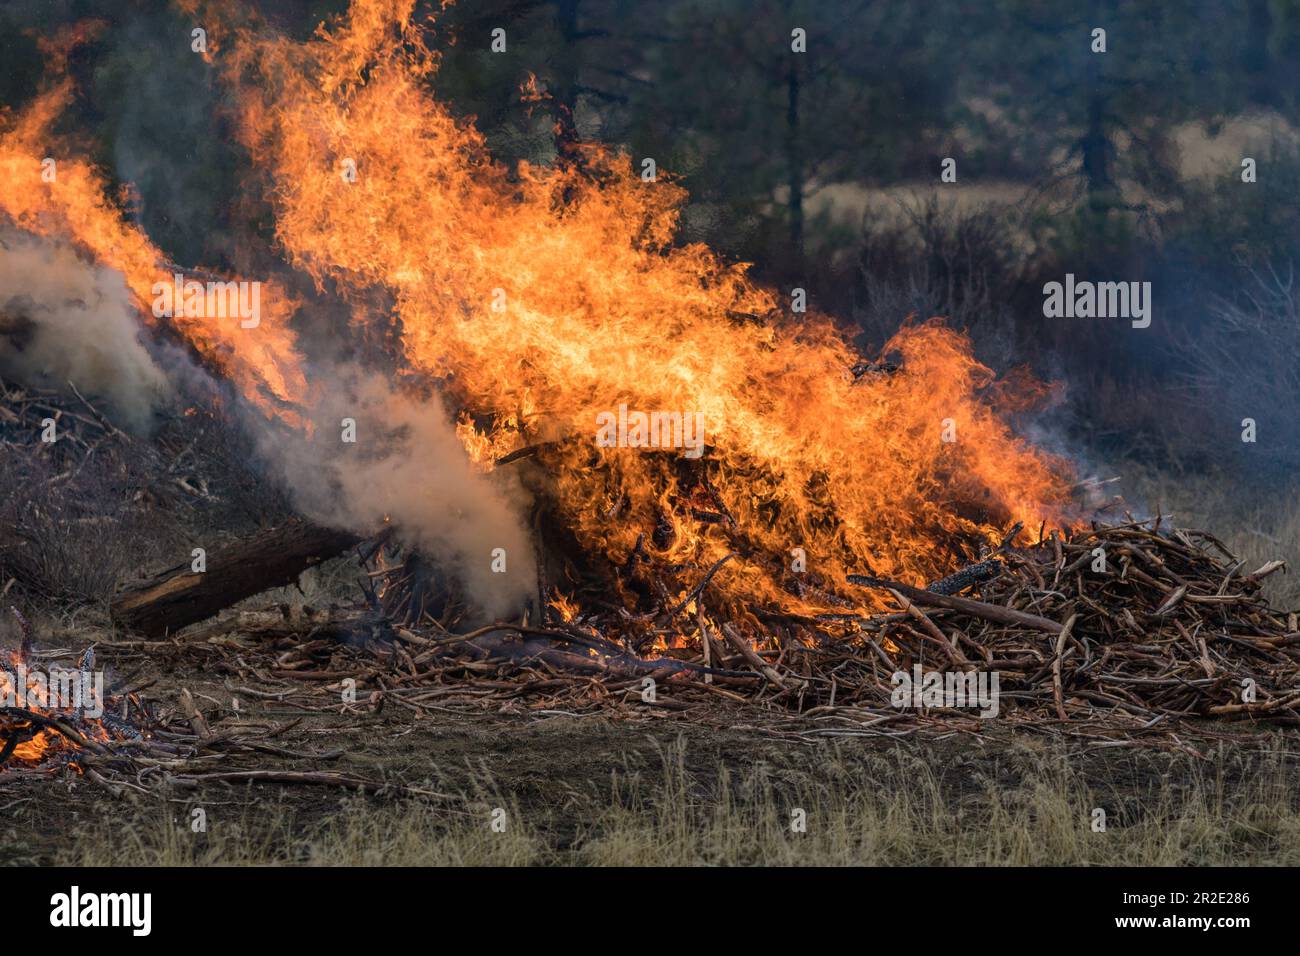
848, 575, 1063, 635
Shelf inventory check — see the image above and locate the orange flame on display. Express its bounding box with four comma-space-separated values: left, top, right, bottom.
0, 26, 307, 421
0, 646, 110, 767
208, 0, 1075, 615
2, 1, 1077, 621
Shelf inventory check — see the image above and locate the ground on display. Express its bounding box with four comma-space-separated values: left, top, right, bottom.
6, 633, 1300, 865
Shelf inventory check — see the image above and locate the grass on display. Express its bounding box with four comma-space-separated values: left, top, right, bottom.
50, 738, 1300, 867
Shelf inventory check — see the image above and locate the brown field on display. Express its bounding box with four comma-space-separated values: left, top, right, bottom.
8, 717, 1300, 867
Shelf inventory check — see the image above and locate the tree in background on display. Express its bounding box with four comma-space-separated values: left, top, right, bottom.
622, 0, 947, 278
980, 0, 1234, 217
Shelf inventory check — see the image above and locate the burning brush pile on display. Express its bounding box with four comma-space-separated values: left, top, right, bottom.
350, 515, 1300, 734
0, 0, 1297, 757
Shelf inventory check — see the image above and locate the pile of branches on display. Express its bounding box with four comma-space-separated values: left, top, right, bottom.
0, 378, 144, 602
0, 376, 296, 605
1, 603, 436, 796
9, 378, 1296, 739
844, 520, 1297, 725
358, 518, 1298, 733
68, 517, 1297, 759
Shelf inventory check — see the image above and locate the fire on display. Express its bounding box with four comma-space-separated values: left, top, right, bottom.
207, 0, 1076, 616
0, 25, 306, 422
548, 592, 580, 624
1, 648, 54, 763
0, 644, 110, 769
3, 1, 1077, 622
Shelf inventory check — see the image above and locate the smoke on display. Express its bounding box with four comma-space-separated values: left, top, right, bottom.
0, 230, 170, 430
258, 366, 537, 621
0, 230, 534, 618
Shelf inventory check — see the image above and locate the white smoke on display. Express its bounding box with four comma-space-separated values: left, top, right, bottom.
0, 230, 169, 430
260, 367, 537, 621
0, 229, 535, 618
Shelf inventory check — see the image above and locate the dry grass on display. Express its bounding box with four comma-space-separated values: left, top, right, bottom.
67, 800, 541, 868
53, 740, 1300, 867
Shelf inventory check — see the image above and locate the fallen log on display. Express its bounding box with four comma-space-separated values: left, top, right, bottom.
110, 518, 362, 637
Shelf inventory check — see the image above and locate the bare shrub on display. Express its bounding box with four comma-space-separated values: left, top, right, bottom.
853, 195, 1025, 358
0, 450, 155, 607
1170, 258, 1300, 474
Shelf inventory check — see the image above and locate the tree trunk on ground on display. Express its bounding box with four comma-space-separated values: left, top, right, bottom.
110, 519, 362, 637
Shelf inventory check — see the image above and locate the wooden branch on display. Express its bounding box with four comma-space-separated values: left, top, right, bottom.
720, 623, 788, 688
110, 518, 362, 637
848, 574, 1063, 634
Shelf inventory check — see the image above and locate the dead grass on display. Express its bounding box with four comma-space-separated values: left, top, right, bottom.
52, 739, 1300, 867
67, 798, 542, 867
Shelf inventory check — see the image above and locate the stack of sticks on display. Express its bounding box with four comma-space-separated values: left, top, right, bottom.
354, 517, 1298, 731
7, 380, 1297, 742
10, 515, 1281, 799
0, 375, 230, 506
840, 519, 1296, 724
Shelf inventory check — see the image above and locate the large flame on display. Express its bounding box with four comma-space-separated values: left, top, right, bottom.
210, 0, 1075, 615
2, 1, 1076, 621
